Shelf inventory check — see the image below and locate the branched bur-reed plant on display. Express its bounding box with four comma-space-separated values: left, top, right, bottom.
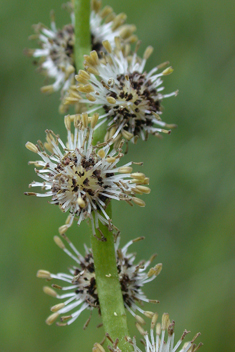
25, 0, 203, 351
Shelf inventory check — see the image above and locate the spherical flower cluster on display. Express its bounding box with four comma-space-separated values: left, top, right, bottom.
25, 13, 75, 95
25, 0, 137, 96
128, 313, 203, 352
37, 235, 162, 326
93, 314, 202, 352
25, 113, 150, 237
65, 38, 177, 144
90, 0, 137, 52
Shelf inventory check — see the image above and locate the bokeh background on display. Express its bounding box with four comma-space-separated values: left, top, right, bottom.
1, 0, 235, 351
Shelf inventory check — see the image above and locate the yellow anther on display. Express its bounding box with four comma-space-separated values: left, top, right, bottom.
106, 156, 116, 163
162, 66, 174, 75
156, 322, 161, 335
40, 85, 54, 94
86, 93, 96, 102
51, 303, 65, 312
98, 149, 106, 158
92, 343, 106, 352
135, 314, 146, 325
131, 173, 145, 180
90, 50, 99, 65
37, 270, 51, 279
151, 313, 159, 329
118, 166, 133, 174
81, 113, 88, 128
64, 115, 71, 131
78, 84, 95, 93
91, 113, 99, 128
162, 313, 170, 330
25, 142, 38, 153
144, 311, 155, 319
91, 0, 101, 13
136, 323, 148, 336
102, 40, 112, 53
43, 286, 57, 297
54, 236, 65, 250
109, 126, 116, 138
132, 197, 146, 207
46, 312, 59, 325
59, 225, 69, 235
144, 46, 154, 60
121, 129, 134, 140
77, 197, 86, 208
100, 6, 112, 19
106, 96, 116, 104
136, 185, 150, 194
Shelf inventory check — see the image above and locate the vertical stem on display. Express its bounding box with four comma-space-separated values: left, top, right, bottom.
74, 2, 132, 350
90, 204, 132, 351
74, 0, 91, 71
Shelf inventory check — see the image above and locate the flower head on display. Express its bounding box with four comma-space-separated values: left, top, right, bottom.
128, 313, 203, 352
25, 1, 136, 97
25, 11, 75, 95
90, 0, 137, 53
65, 39, 177, 143
37, 235, 162, 326
25, 113, 149, 237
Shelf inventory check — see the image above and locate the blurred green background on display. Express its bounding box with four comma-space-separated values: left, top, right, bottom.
0, 0, 235, 351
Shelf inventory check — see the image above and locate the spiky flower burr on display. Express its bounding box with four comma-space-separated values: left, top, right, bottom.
25, 0, 137, 96
93, 313, 202, 352
25, 113, 150, 237
37, 235, 162, 326
65, 38, 177, 144
25, 12, 75, 95
129, 313, 203, 352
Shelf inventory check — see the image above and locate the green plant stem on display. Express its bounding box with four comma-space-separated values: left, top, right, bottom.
74, 0, 91, 71
90, 204, 132, 351
74, 2, 132, 349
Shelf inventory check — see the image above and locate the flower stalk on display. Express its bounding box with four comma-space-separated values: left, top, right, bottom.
74, 0, 91, 71
74, 2, 132, 350
90, 205, 132, 351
